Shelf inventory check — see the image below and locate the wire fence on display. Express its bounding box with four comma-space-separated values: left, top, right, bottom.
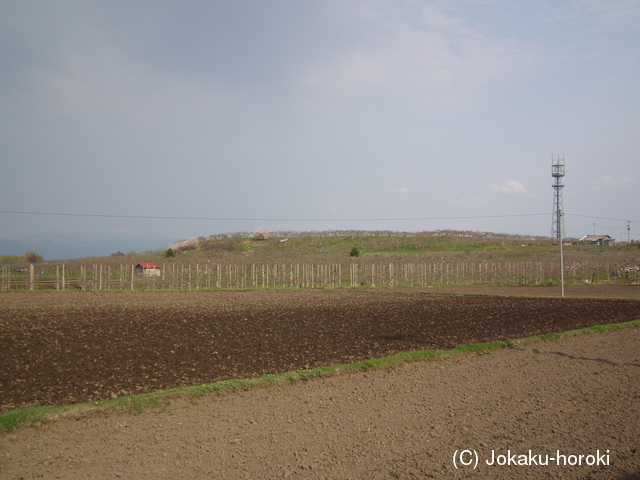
1, 260, 636, 291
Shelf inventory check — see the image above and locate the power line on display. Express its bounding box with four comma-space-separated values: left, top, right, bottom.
0, 209, 549, 222
566, 213, 639, 223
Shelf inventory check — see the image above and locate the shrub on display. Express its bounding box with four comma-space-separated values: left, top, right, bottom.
25, 252, 44, 263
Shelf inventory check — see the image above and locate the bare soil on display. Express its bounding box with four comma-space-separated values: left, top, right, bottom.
1, 287, 639, 413
0, 285, 639, 479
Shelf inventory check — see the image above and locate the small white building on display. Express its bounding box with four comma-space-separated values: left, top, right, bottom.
134, 263, 161, 277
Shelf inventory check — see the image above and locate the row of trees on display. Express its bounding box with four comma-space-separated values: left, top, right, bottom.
203, 229, 553, 244
0, 251, 44, 264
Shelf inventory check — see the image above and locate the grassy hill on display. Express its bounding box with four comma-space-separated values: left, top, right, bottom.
158, 230, 558, 264
3, 231, 638, 291
4, 230, 638, 267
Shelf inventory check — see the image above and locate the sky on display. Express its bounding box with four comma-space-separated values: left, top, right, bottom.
1, 0, 639, 243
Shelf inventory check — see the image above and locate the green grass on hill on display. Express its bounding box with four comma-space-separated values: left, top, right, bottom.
173, 232, 558, 262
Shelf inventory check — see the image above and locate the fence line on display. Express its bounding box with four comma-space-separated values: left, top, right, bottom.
1, 260, 635, 291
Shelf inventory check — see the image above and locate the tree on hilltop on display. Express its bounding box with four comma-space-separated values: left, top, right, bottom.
254, 228, 272, 240
25, 252, 44, 263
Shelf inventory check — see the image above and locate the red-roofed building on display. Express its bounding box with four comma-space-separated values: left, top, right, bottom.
134, 263, 161, 277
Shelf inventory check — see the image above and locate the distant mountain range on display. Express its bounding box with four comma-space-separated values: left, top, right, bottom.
0, 231, 175, 260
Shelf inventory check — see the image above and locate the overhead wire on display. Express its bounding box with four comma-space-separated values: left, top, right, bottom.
0, 210, 550, 222
565, 213, 639, 223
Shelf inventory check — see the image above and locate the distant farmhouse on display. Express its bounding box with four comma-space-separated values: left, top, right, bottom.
577, 235, 615, 246
134, 263, 161, 277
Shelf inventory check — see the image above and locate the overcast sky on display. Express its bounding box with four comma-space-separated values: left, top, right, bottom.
1, 0, 638, 242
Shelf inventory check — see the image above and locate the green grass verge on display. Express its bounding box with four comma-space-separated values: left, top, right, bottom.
1, 319, 638, 433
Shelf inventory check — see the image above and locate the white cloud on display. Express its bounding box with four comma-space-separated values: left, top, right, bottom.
490, 180, 536, 198
591, 175, 633, 191
392, 187, 410, 194
300, 4, 535, 112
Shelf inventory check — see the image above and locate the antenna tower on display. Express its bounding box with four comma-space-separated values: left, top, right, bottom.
551, 154, 565, 242
551, 154, 565, 297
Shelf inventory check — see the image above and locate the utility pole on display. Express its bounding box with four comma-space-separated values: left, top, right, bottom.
551, 154, 565, 297
628, 221, 631, 246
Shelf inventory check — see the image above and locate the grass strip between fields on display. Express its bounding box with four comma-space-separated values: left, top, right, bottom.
1, 319, 639, 433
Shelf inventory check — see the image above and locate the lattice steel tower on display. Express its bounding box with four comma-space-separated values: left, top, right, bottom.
551, 154, 565, 242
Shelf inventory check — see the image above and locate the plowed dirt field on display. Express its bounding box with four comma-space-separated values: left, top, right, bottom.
0, 285, 639, 479
1, 287, 639, 412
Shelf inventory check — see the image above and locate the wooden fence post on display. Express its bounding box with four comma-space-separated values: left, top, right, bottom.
17, 258, 616, 293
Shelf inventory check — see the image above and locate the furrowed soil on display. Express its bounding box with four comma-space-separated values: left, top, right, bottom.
1, 285, 639, 479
